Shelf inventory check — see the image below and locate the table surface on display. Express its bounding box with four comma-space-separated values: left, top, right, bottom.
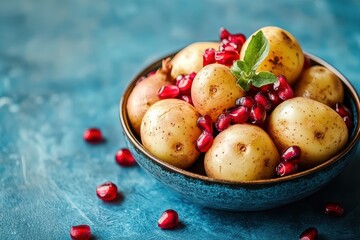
1, 0, 360, 239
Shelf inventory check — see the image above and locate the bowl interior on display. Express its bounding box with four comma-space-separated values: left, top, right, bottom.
120, 52, 360, 186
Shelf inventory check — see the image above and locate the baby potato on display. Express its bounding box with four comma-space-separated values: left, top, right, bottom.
140, 99, 201, 169
294, 65, 344, 107
268, 97, 348, 169
171, 42, 219, 78
204, 124, 280, 181
191, 63, 246, 122
240, 26, 304, 85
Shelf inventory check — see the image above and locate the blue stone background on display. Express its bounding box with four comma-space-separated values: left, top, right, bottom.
1, 0, 360, 239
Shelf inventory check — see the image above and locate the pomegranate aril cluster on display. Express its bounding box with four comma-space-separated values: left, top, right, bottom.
333, 102, 354, 132
196, 115, 214, 152
203, 27, 246, 67
158, 72, 196, 104
276, 146, 301, 177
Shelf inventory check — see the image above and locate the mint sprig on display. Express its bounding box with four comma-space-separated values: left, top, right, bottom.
231, 30, 276, 91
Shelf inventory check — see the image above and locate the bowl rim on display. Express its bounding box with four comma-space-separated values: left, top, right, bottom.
119, 51, 360, 186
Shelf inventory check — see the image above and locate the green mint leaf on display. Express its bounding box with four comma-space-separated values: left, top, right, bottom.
250, 72, 277, 88
244, 30, 270, 71
230, 60, 251, 79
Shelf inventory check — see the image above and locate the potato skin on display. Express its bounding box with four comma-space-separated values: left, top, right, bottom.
140, 99, 201, 169
294, 65, 344, 107
171, 42, 219, 78
268, 97, 348, 169
204, 124, 280, 181
191, 63, 246, 122
240, 26, 304, 85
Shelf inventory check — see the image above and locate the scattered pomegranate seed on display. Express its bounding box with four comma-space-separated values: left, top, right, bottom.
197, 115, 213, 133
176, 73, 195, 94
215, 49, 239, 66
229, 106, 249, 124
273, 75, 294, 100
196, 131, 214, 152
158, 209, 179, 229
249, 104, 267, 126
259, 83, 273, 93
158, 85, 180, 99
235, 96, 256, 110
334, 103, 352, 119
219, 27, 231, 40
343, 116, 354, 132
299, 227, 318, 240
254, 92, 273, 112
215, 113, 232, 132
268, 89, 282, 106
70, 225, 91, 240
96, 182, 118, 201
115, 148, 136, 167
203, 48, 216, 66
179, 94, 193, 105
281, 146, 301, 162
83, 128, 103, 144
324, 201, 345, 217
276, 161, 298, 177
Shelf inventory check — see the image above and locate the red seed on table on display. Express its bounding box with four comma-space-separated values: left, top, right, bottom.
115, 148, 136, 167
158, 209, 179, 229
276, 161, 298, 177
96, 182, 118, 201
324, 202, 345, 217
299, 227, 318, 240
83, 128, 103, 144
70, 225, 91, 240
196, 131, 214, 153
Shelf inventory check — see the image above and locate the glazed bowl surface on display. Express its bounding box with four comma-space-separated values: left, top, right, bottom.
119, 52, 360, 211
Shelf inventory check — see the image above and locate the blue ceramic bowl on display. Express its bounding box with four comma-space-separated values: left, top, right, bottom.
119, 52, 360, 211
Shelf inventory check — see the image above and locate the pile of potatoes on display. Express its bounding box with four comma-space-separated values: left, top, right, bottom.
126, 26, 349, 182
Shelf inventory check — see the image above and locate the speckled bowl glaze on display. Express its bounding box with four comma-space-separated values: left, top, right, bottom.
119, 52, 360, 211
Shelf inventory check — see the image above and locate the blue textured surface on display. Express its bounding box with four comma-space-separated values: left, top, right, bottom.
1, 0, 360, 239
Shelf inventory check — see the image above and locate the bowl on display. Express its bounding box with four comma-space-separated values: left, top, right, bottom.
119, 52, 360, 211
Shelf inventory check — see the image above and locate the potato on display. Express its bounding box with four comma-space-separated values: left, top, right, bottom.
240, 26, 304, 85
171, 42, 220, 78
204, 124, 280, 181
140, 99, 201, 169
126, 58, 173, 136
191, 63, 246, 122
268, 97, 348, 169
294, 65, 344, 107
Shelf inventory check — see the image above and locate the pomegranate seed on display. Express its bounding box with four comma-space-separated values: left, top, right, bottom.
197, 115, 213, 133
219, 27, 231, 40
273, 75, 294, 100
203, 48, 216, 66
158, 209, 179, 229
115, 148, 136, 167
219, 39, 238, 52
229, 106, 249, 124
259, 83, 273, 93
70, 225, 91, 240
249, 104, 267, 126
343, 116, 354, 132
188, 72, 196, 80
83, 128, 103, 144
276, 161, 298, 177
96, 182, 118, 201
235, 96, 255, 110
176, 75, 194, 94
280, 146, 301, 162
196, 131, 214, 152
179, 94, 193, 104
324, 201, 345, 217
268, 90, 282, 106
215, 49, 239, 66
215, 113, 232, 132
303, 56, 311, 70
299, 227, 318, 240
254, 92, 273, 112
158, 85, 180, 99
334, 102, 352, 119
